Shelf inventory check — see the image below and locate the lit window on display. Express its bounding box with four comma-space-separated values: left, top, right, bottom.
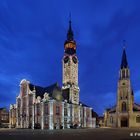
136, 116, 140, 123
64, 108, 67, 116
56, 106, 60, 115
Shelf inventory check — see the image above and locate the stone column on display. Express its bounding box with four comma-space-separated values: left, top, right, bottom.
89, 108, 92, 127
26, 95, 29, 128
61, 102, 64, 129
78, 105, 81, 127
20, 98, 23, 128
16, 98, 19, 128
41, 102, 44, 130
32, 103, 35, 129
72, 104, 74, 123
118, 116, 121, 128
9, 106, 12, 128
49, 100, 54, 130
93, 118, 96, 128
84, 107, 87, 127
67, 103, 70, 128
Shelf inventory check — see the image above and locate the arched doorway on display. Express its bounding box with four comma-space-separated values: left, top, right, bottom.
121, 117, 128, 127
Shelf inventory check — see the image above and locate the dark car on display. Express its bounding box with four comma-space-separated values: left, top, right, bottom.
34, 123, 41, 129
28, 123, 32, 129
70, 124, 78, 129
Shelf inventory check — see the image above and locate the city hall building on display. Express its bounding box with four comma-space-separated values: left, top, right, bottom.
9, 20, 96, 129
104, 47, 140, 128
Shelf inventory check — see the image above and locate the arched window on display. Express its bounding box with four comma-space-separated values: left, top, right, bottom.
136, 115, 140, 123
126, 69, 129, 78
122, 102, 126, 112
122, 70, 125, 78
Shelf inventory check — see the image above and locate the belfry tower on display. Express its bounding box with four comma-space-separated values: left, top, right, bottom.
62, 18, 79, 104
116, 43, 134, 127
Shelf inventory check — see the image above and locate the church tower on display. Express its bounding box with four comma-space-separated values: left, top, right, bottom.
116, 44, 134, 127
62, 18, 79, 104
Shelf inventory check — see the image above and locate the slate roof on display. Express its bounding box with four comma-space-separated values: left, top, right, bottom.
29, 82, 62, 99
67, 19, 74, 41
92, 110, 98, 118
121, 48, 128, 69
133, 103, 140, 111
79, 102, 90, 107
106, 105, 116, 113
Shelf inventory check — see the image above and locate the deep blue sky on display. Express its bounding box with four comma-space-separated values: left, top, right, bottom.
0, 0, 140, 115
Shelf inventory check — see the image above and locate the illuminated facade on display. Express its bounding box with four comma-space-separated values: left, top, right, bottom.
0, 108, 9, 124
9, 20, 96, 129
104, 46, 140, 128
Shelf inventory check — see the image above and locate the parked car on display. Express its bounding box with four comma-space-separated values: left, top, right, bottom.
34, 123, 41, 129
70, 124, 78, 129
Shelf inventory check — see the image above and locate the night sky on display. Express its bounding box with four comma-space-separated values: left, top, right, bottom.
0, 0, 140, 115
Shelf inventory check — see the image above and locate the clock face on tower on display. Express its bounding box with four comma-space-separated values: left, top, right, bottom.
72, 56, 77, 64
64, 56, 69, 63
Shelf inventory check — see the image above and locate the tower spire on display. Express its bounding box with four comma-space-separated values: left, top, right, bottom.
121, 41, 128, 69
67, 13, 74, 41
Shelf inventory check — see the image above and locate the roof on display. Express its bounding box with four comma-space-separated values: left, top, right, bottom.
29, 82, 62, 100
92, 110, 98, 118
0, 107, 8, 112
133, 103, 140, 111
0, 108, 5, 110
79, 102, 90, 107
67, 19, 74, 41
106, 105, 116, 113
121, 48, 128, 69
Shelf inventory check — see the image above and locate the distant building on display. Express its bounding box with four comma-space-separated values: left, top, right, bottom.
9, 19, 96, 129
98, 116, 104, 127
0, 107, 9, 127
9, 105, 16, 128
104, 46, 140, 128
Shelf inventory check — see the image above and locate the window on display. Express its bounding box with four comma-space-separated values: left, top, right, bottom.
29, 95, 33, 105
136, 116, 140, 123
44, 104, 48, 115
44, 116, 48, 124
37, 104, 40, 116
64, 108, 67, 116
29, 107, 32, 116
122, 70, 125, 78
126, 69, 129, 78
56, 106, 60, 115
110, 116, 113, 124
122, 102, 127, 112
